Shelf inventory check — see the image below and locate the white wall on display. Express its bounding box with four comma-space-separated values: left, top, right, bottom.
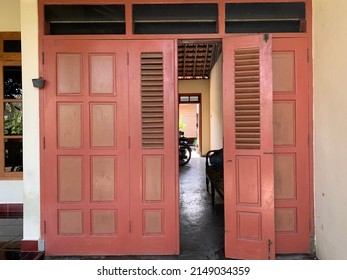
8, 0, 347, 259
20, 0, 40, 241
179, 80, 210, 155
209, 54, 223, 150
0, 0, 22, 203
313, 0, 347, 259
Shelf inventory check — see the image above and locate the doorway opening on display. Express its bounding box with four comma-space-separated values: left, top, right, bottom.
179, 94, 201, 155
177, 39, 225, 259
177, 35, 313, 259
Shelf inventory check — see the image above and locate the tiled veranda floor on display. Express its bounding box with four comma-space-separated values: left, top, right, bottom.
0, 215, 22, 260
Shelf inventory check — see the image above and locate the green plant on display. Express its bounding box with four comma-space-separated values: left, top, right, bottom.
179, 115, 187, 131
4, 103, 22, 135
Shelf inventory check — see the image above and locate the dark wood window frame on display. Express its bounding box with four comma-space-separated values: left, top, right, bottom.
0, 32, 22, 179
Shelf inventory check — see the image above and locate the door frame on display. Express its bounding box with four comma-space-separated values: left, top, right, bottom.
38, 0, 314, 259
178, 93, 202, 154
39, 35, 313, 258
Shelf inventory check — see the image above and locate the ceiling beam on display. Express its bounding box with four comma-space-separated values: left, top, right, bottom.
192, 44, 198, 79
202, 44, 209, 78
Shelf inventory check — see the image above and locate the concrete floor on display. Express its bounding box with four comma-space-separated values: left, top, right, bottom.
0, 154, 316, 260
179, 155, 225, 259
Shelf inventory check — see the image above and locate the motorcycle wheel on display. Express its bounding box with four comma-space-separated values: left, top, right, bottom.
179, 143, 192, 166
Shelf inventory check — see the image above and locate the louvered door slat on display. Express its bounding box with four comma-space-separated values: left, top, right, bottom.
141, 52, 164, 148
235, 88, 260, 93
234, 48, 260, 150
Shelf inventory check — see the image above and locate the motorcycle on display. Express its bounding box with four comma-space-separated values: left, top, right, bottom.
179, 131, 192, 166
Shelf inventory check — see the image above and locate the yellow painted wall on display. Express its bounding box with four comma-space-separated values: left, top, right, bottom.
209, 54, 223, 150
313, 0, 347, 259
179, 80, 210, 155
0, 0, 20, 31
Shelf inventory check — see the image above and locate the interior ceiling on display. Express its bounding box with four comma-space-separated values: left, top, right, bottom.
178, 41, 222, 80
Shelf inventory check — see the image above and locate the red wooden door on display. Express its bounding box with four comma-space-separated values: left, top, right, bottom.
223, 35, 275, 259
272, 38, 310, 253
128, 40, 178, 255
43, 39, 130, 255
42, 39, 178, 255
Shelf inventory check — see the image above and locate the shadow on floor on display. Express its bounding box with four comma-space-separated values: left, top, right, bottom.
179, 155, 225, 259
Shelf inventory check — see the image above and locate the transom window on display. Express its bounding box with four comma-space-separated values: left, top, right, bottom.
179, 95, 201, 103
44, 4, 126, 35
43, 2, 306, 35
133, 4, 218, 34
225, 2, 306, 33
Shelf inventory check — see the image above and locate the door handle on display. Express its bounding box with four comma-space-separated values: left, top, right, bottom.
263, 152, 273, 155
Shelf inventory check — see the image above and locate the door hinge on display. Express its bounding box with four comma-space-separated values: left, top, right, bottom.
127, 52, 129, 66
263, 33, 269, 42
307, 48, 310, 63
128, 136, 131, 149
129, 221, 132, 233
43, 137, 46, 149
267, 239, 273, 260
42, 52, 45, 65
309, 218, 311, 231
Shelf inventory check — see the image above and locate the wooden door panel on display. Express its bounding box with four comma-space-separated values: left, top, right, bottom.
223, 35, 275, 260
58, 156, 83, 202
90, 103, 116, 148
273, 101, 296, 146
128, 40, 178, 255
56, 53, 81, 95
273, 38, 310, 253
91, 156, 116, 202
89, 54, 115, 95
236, 156, 261, 205
43, 40, 130, 255
43, 39, 178, 256
57, 103, 83, 149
